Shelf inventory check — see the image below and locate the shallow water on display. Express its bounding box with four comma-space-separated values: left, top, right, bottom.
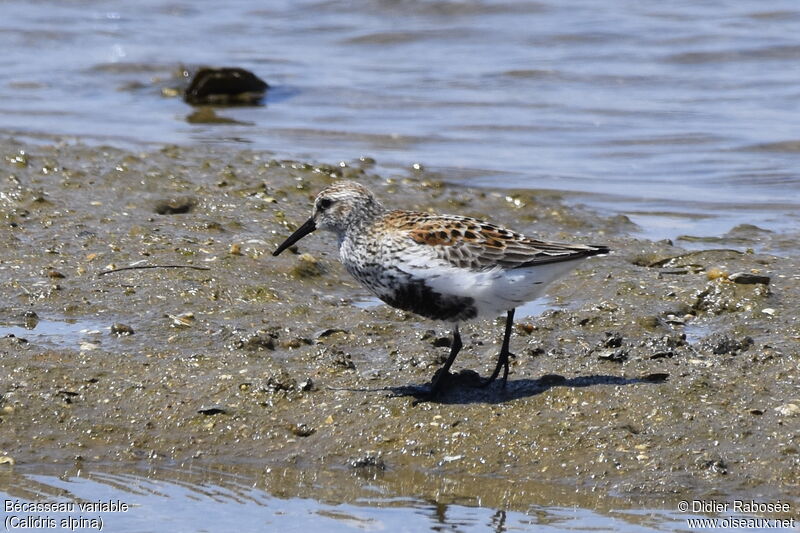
2, 464, 779, 533
2, 0, 800, 241
0, 318, 107, 348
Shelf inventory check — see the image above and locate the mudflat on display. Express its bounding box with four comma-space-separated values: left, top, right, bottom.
1, 139, 797, 513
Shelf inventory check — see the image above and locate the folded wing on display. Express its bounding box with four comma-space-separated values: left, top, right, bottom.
388, 211, 608, 271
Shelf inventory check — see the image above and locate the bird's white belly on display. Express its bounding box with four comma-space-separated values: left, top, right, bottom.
410, 259, 585, 318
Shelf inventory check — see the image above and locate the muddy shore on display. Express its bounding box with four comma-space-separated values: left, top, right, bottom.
0, 138, 798, 514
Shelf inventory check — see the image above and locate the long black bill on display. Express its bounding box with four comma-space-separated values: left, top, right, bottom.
272, 217, 317, 256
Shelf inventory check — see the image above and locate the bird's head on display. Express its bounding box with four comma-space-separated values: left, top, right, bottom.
273, 180, 382, 256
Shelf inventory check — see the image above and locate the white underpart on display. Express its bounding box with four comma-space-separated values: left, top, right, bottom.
399, 249, 586, 319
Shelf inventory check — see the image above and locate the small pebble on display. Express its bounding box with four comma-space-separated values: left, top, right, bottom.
597, 349, 628, 362
169, 312, 195, 327
110, 323, 135, 336
432, 337, 451, 348
291, 253, 326, 278
706, 268, 728, 281
776, 403, 800, 417
154, 197, 196, 215
198, 406, 228, 416
289, 423, 315, 437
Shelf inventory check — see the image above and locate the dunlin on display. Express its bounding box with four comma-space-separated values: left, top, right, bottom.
273, 180, 608, 395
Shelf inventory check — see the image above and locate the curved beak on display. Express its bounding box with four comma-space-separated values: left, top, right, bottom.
272, 217, 317, 256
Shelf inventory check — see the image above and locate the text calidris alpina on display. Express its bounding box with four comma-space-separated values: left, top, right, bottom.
273, 180, 608, 395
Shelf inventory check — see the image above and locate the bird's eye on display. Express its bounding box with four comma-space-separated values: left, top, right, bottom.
318, 198, 333, 210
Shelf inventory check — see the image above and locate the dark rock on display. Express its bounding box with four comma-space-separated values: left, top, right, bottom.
22, 311, 38, 329
297, 378, 314, 392
642, 373, 669, 383
700, 333, 754, 355
198, 406, 228, 416
232, 330, 277, 351
58, 390, 79, 404
154, 197, 196, 215
729, 272, 770, 285
602, 332, 623, 348
576, 315, 599, 327
264, 370, 296, 392
329, 349, 356, 370
110, 323, 134, 336
288, 423, 315, 437
281, 337, 313, 349
641, 333, 686, 360
649, 351, 674, 360
316, 328, 347, 339
184, 67, 268, 106
432, 336, 451, 348
598, 349, 628, 362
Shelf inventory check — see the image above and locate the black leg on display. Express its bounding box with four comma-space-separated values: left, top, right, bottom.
429, 324, 462, 395
482, 309, 515, 388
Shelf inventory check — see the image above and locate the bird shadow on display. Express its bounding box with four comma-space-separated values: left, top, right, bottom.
387, 371, 669, 405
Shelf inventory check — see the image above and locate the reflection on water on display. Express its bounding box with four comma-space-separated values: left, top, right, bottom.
0, 318, 107, 348
0, 463, 709, 533
1, 0, 800, 242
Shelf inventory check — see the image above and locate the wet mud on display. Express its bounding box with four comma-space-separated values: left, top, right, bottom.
0, 139, 798, 513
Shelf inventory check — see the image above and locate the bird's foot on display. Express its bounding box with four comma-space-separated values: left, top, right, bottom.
480, 351, 515, 389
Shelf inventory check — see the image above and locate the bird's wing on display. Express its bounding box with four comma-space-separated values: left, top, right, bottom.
385, 211, 608, 271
